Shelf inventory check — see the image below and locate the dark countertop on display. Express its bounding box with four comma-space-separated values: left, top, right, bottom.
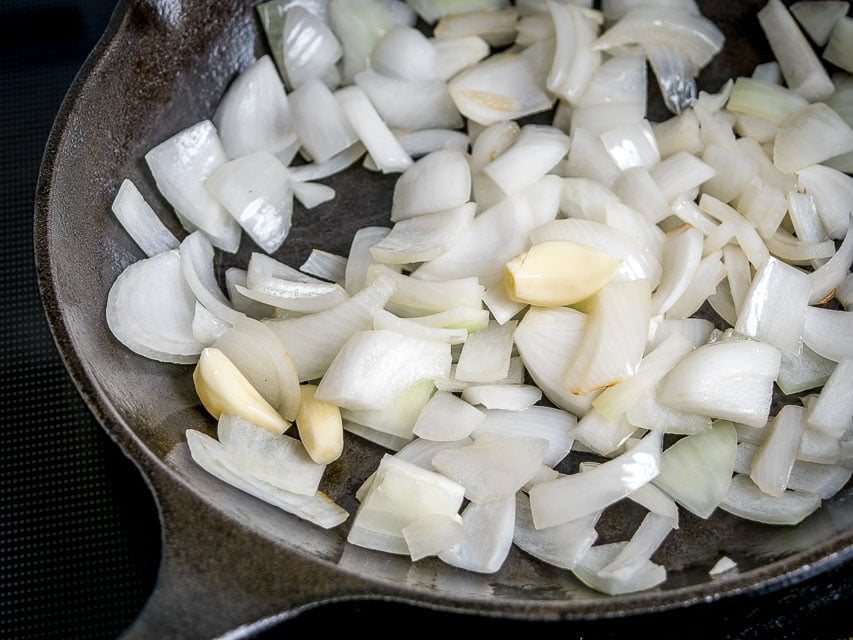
2, 1, 850, 639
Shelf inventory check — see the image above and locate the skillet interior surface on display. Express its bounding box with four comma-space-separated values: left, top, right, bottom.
34, 0, 853, 636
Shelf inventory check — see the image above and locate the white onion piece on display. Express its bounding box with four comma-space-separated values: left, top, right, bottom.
281, 6, 343, 90
626, 382, 712, 435
750, 404, 806, 497
205, 150, 294, 254
192, 302, 229, 346
240, 253, 349, 313
434, 8, 519, 47
343, 226, 391, 294
461, 384, 542, 411
796, 164, 853, 241
823, 16, 853, 74
402, 513, 467, 561
341, 379, 435, 441
432, 435, 549, 503
807, 358, 853, 438
734, 256, 812, 354
701, 143, 760, 204
570, 102, 647, 137
396, 129, 470, 159
336, 84, 413, 174
287, 142, 366, 182
225, 268, 273, 319
291, 80, 362, 163
184, 430, 347, 529
144, 120, 241, 253
472, 406, 576, 468
447, 50, 554, 125
529, 430, 662, 528
737, 442, 852, 500
265, 272, 396, 381
808, 217, 853, 305
367, 264, 485, 317
570, 409, 637, 456
291, 180, 336, 209
403, 306, 490, 333
348, 453, 466, 555
773, 103, 853, 174
546, 0, 601, 104
431, 34, 491, 81
212, 55, 300, 161
597, 512, 675, 581
469, 119, 521, 171
110, 179, 179, 258
802, 305, 853, 362
577, 51, 647, 108
562, 278, 652, 396
370, 203, 476, 264
455, 320, 516, 383
299, 249, 347, 285
413, 194, 535, 285
106, 250, 204, 364
572, 541, 667, 596
315, 329, 452, 410
593, 332, 695, 422
787, 191, 830, 266
650, 150, 716, 203
327, 0, 395, 82
179, 231, 244, 326
647, 317, 715, 351
777, 343, 836, 396
735, 177, 787, 241
373, 308, 467, 345
438, 493, 515, 573
565, 127, 623, 187
512, 491, 598, 570
650, 225, 704, 316
600, 120, 661, 171
217, 414, 323, 495
354, 70, 464, 131
343, 420, 410, 453
798, 425, 843, 464
482, 279, 527, 326
412, 390, 485, 441
725, 76, 809, 126
483, 124, 570, 196
789, 0, 849, 46
513, 305, 597, 416
212, 317, 302, 421
653, 420, 737, 519
757, 0, 834, 102
628, 481, 680, 527
719, 473, 821, 526
592, 6, 724, 69
658, 339, 781, 428
370, 24, 437, 81
390, 150, 472, 221
560, 177, 619, 222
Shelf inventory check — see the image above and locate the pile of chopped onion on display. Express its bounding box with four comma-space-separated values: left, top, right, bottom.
105, 0, 853, 595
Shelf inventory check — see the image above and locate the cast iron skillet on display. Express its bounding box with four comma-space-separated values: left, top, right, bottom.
34, 1, 853, 638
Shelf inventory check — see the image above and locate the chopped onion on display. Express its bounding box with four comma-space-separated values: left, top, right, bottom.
719, 473, 821, 526
110, 179, 179, 258
437, 493, 516, 573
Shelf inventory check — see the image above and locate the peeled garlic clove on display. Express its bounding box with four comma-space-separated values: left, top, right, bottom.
295, 384, 344, 464
193, 347, 290, 435
504, 239, 620, 307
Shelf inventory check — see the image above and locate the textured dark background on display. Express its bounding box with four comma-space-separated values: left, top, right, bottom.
1, 1, 851, 639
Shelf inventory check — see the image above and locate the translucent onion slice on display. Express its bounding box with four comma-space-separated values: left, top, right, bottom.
110, 179, 179, 258
472, 406, 576, 467
217, 413, 324, 495
431, 34, 491, 81
179, 231, 244, 326
367, 264, 485, 317
184, 429, 348, 529
569, 409, 637, 456
806, 358, 853, 438
546, 0, 601, 104
407, 0, 511, 24
802, 305, 853, 362
328, 0, 395, 82
106, 249, 204, 364
454, 319, 516, 383
757, 0, 834, 102
265, 272, 396, 381
370, 24, 437, 81
287, 142, 366, 182
823, 15, 853, 74
432, 435, 549, 503
735, 443, 852, 500
437, 493, 515, 573
213, 55, 300, 162
734, 256, 812, 354
529, 430, 662, 528
718, 473, 821, 526
562, 278, 652, 396
447, 49, 554, 125
370, 202, 476, 264
336, 84, 413, 174
288, 79, 359, 162
795, 164, 853, 240
341, 379, 436, 441
315, 329, 452, 410
658, 339, 781, 427
205, 150, 294, 254
725, 76, 809, 126
789, 0, 849, 46
750, 404, 806, 498
212, 317, 302, 421
461, 384, 542, 411
144, 120, 241, 253
390, 149, 472, 221
773, 102, 853, 174
650, 150, 716, 204
653, 419, 737, 519
513, 491, 598, 570
348, 453, 466, 555
281, 6, 343, 89
192, 302, 229, 346
354, 70, 464, 133
402, 513, 467, 561
299, 249, 347, 285
572, 541, 667, 596
373, 308, 468, 345
597, 512, 676, 581
483, 124, 571, 196
434, 8, 519, 47
224, 268, 273, 319
804, 213, 853, 302
626, 382, 712, 435
650, 225, 704, 316
241, 252, 349, 313
412, 390, 486, 441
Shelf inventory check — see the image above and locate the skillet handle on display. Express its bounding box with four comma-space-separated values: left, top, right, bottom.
117, 460, 378, 640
